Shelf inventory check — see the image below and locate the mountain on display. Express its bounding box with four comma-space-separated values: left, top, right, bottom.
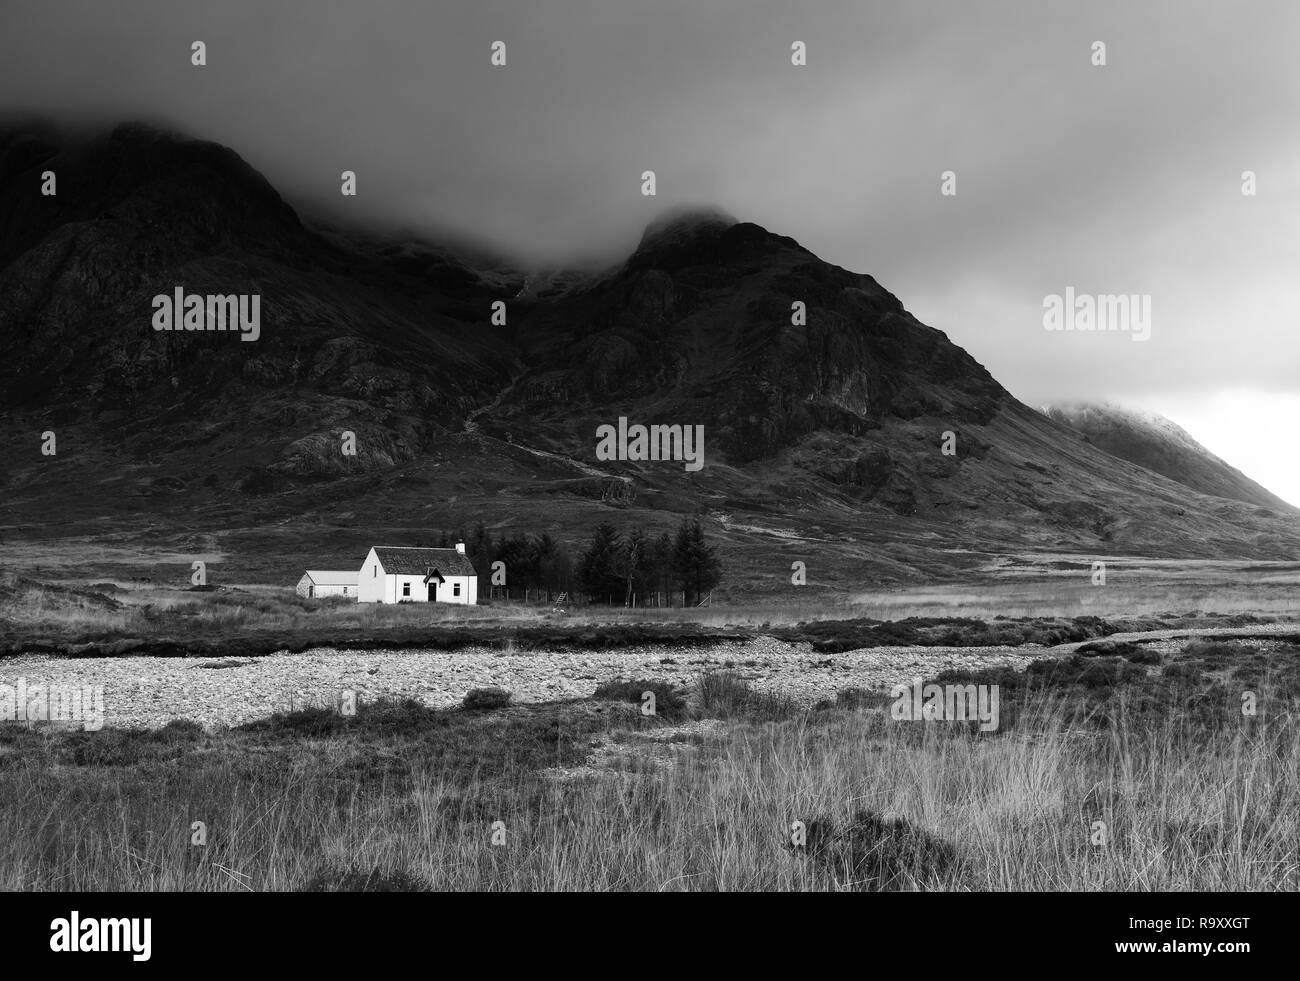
0, 122, 516, 471
1041, 402, 1296, 512
1, 122, 1297, 591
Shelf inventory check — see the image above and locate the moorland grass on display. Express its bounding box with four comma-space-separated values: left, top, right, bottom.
1, 642, 1297, 891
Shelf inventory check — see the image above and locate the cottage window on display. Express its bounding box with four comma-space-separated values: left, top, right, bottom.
373, 565, 377, 578
453, 583, 461, 597
402, 582, 411, 597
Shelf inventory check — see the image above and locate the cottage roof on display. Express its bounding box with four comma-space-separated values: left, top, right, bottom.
304, 570, 359, 584
371, 546, 477, 577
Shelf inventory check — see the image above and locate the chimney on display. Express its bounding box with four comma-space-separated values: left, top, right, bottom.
455, 541, 466, 555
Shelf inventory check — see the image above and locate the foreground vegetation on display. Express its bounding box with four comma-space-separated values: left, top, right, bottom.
2, 638, 1297, 891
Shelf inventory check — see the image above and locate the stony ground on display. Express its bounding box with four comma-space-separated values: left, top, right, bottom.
3, 623, 1294, 730
2, 636, 1039, 729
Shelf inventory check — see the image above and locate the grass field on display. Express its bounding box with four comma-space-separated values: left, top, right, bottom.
1, 640, 1297, 891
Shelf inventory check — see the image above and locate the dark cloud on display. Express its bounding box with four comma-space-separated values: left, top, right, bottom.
2, 0, 1296, 470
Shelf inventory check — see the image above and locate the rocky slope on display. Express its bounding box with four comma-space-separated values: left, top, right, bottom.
1042, 401, 1296, 512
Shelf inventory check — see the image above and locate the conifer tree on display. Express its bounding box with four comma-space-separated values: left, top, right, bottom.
671, 516, 721, 606
578, 522, 623, 603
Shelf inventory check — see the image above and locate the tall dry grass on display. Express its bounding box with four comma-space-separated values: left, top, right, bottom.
1, 686, 1294, 891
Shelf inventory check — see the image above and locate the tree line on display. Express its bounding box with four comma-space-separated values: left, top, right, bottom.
420, 516, 721, 606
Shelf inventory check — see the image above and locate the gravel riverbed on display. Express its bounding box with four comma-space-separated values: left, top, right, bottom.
6, 623, 1291, 730
1, 637, 1038, 730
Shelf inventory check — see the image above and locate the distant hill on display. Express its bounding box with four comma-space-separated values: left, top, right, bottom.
1, 122, 1297, 590
1042, 402, 1295, 512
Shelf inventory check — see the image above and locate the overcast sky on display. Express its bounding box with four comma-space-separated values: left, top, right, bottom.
2, 0, 1297, 503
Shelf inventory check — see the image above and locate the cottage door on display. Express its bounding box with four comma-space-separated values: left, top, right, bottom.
427, 581, 436, 602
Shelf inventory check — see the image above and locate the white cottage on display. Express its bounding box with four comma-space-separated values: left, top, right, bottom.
357, 544, 479, 605
296, 570, 359, 599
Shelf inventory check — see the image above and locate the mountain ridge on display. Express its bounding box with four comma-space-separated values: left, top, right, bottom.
1041, 401, 1296, 513
1, 122, 1296, 590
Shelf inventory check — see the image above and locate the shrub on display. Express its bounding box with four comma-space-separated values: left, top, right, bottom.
1182, 640, 1258, 659
462, 687, 512, 711
243, 705, 349, 737
1076, 640, 1143, 658
1026, 655, 1145, 690
592, 679, 686, 720
697, 671, 798, 722
238, 698, 451, 738
159, 719, 204, 740
795, 810, 959, 890
1162, 661, 1207, 683
65, 721, 204, 767
930, 664, 1027, 691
